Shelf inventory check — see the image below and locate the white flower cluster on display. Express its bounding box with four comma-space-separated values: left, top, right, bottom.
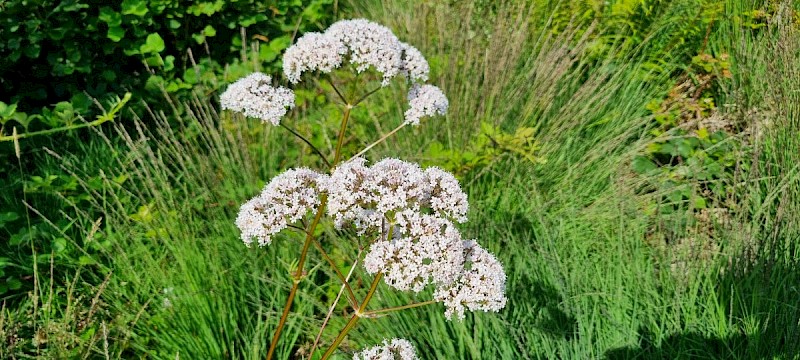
326, 158, 504, 320
399, 42, 430, 83
235, 168, 325, 246
219, 72, 295, 125
404, 84, 448, 125
325, 158, 468, 233
434, 240, 508, 320
235, 157, 505, 320
283, 19, 430, 86
364, 211, 464, 292
283, 32, 346, 84
353, 338, 418, 360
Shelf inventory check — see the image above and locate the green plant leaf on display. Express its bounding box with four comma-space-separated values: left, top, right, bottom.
121, 0, 149, 16
632, 156, 658, 174
140, 33, 165, 54
108, 26, 126, 42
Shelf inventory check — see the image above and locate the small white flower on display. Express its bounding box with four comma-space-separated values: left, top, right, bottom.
283, 32, 347, 84
325, 158, 468, 233
353, 338, 418, 360
364, 211, 465, 292
404, 84, 448, 125
220, 72, 295, 126
322, 158, 377, 232
434, 240, 507, 320
423, 167, 468, 223
399, 42, 429, 83
325, 19, 404, 86
235, 168, 326, 246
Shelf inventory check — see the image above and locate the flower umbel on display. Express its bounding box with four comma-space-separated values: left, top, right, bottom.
353, 338, 418, 360
404, 84, 448, 125
235, 168, 325, 246
283, 32, 347, 84
325, 158, 468, 233
364, 211, 465, 292
220, 72, 295, 125
434, 240, 508, 320
282, 19, 431, 87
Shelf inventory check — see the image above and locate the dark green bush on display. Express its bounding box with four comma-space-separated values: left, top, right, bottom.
0, 0, 333, 118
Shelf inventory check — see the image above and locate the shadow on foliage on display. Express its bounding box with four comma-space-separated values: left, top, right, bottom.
604, 328, 751, 360
605, 238, 800, 359
527, 280, 579, 341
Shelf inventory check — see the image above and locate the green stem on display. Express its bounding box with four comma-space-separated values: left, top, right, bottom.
321, 272, 384, 360
332, 106, 351, 167
312, 238, 359, 308
0, 92, 131, 142
348, 122, 407, 161
353, 86, 382, 107
266, 195, 328, 360
321, 223, 392, 359
266, 99, 353, 360
280, 123, 331, 168
362, 300, 436, 316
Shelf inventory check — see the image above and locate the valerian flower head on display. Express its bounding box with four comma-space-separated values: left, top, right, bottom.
235, 168, 325, 246
399, 42, 430, 83
322, 158, 377, 232
353, 338, 418, 360
364, 211, 465, 292
281, 19, 431, 88
404, 84, 448, 125
220, 72, 295, 125
434, 240, 508, 320
283, 32, 347, 84
325, 19, 405, 86
324, 158, 468, 233
423, 167, 468, 223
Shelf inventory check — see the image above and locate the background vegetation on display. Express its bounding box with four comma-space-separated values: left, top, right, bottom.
2, 0, 799, 359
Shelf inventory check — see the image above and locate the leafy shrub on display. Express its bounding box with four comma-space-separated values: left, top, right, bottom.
0, 0, 334, 119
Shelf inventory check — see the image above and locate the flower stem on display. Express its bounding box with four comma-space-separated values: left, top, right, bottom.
332, 106, 351, 167
321, 272, 384, 360
280, 123, 331, 168
353, 86, 382, 107
312, 238, 359, 308
266, 99, 353, 360
309, 251, 361, 359
321, 223, 392, 359
266, 195, 328, 360
348, 122, 407, 161
362, 300, 436, 316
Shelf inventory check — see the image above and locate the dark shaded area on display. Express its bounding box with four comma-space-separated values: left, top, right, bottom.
528, 280, 579, 341
604, 328, 751, 360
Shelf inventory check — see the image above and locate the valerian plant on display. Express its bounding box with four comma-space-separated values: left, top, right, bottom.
220, 19, 507, 360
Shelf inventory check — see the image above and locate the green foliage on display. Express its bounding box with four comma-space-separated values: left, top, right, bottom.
541, 0, 724, 72
632, 52, 741, 215
0, 0, 334, 119
424, 122, 544, 178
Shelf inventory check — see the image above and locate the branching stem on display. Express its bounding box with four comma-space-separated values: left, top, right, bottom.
280, 123, 331, 168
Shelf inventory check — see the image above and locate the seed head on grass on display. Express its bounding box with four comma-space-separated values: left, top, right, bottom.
353, 338, 418, 360
219, 72, 295, 125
